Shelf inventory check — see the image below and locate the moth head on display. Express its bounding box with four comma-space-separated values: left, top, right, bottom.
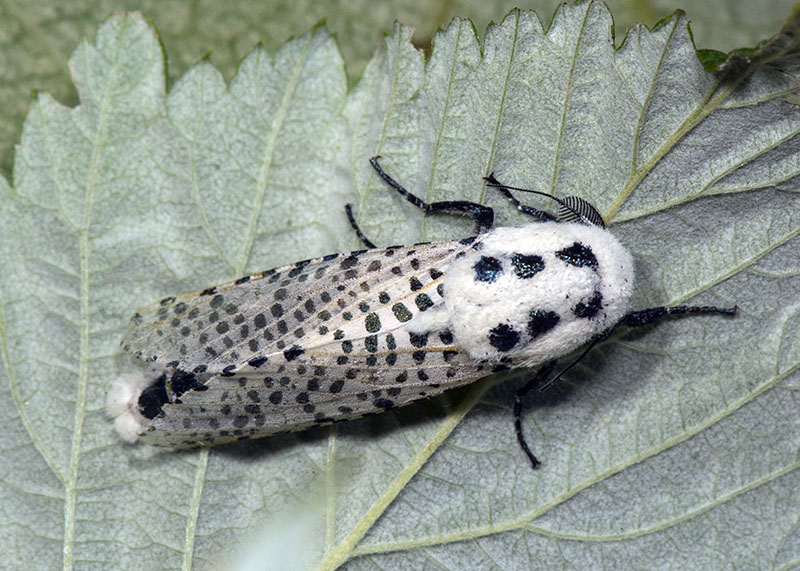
556, 196, 605, 227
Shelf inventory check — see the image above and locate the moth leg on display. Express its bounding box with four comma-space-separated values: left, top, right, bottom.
536, 305, 737, 393
344, 204, 377, 249
514, 359, 558, 470
513, 305, 736, 469
484, 174, 555, 223
621, 305, 737, 327
370, 156, 495, 233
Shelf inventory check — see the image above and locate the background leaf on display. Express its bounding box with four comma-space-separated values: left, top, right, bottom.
1, 2, 799, 570
0, 0, 798, 176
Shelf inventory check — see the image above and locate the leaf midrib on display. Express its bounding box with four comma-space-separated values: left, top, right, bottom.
64, 18, 131, 571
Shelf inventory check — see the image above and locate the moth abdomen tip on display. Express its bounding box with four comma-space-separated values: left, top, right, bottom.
107, 371, 158, 443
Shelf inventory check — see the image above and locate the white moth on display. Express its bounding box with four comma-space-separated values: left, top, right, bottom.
110, 157, 735, 468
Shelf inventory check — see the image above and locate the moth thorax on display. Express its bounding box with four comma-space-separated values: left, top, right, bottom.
442, 223, 634, 364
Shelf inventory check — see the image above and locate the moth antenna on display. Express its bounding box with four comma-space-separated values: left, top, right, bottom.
485, 174, 605, 227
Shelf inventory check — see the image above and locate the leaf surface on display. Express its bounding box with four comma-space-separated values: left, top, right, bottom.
0, 4, 798, 569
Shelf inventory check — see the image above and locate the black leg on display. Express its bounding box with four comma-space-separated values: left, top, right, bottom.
537, 304, 737, 393
536, 334, 611, 394
512, 303, 736, 470
370, 156, 495, 233
621, 305, 737, 327
345, 204, 377, 249
514, 359, 558, 469
485, 174, 555, 223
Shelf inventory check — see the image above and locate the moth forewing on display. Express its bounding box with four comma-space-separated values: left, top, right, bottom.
115, 237, 489, 448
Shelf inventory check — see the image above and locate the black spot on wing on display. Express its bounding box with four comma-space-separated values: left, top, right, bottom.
409, 332, 428, 347
283, 345, 305, 361
248, 356, 268, 368
365, 313, 381, 333
169, 369, 206, 397
138, 373, 168, 419
415, 294, 433, 311
392, 303, 412, 322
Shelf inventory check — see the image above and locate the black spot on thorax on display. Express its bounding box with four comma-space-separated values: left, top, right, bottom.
488, 323, 519, 352
511, 253, 545, 279
555, 242, 598, 270
574, 291, 603, 318
527, 310, 560, 338
473, 256, 503, 283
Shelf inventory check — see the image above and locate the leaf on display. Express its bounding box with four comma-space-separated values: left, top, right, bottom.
0, 1, 796, 177
1, 3, 799, 569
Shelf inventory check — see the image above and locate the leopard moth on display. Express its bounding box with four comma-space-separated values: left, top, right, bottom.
110, 156, 736, 468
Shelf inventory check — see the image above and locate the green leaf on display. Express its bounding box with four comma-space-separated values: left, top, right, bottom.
1, 4, 799, 569
0, 0, 796, 177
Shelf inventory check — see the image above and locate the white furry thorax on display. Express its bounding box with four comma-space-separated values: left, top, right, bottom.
440, 223, 634, 365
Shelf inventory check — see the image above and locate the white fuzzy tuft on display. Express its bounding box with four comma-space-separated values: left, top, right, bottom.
107, 372, 156, 443
404, 305, 450, 335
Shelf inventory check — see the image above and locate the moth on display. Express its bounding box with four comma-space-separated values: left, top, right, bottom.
109, 157, 735, 468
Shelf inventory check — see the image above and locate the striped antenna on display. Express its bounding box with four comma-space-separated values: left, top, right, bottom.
485, 175, 606, 228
